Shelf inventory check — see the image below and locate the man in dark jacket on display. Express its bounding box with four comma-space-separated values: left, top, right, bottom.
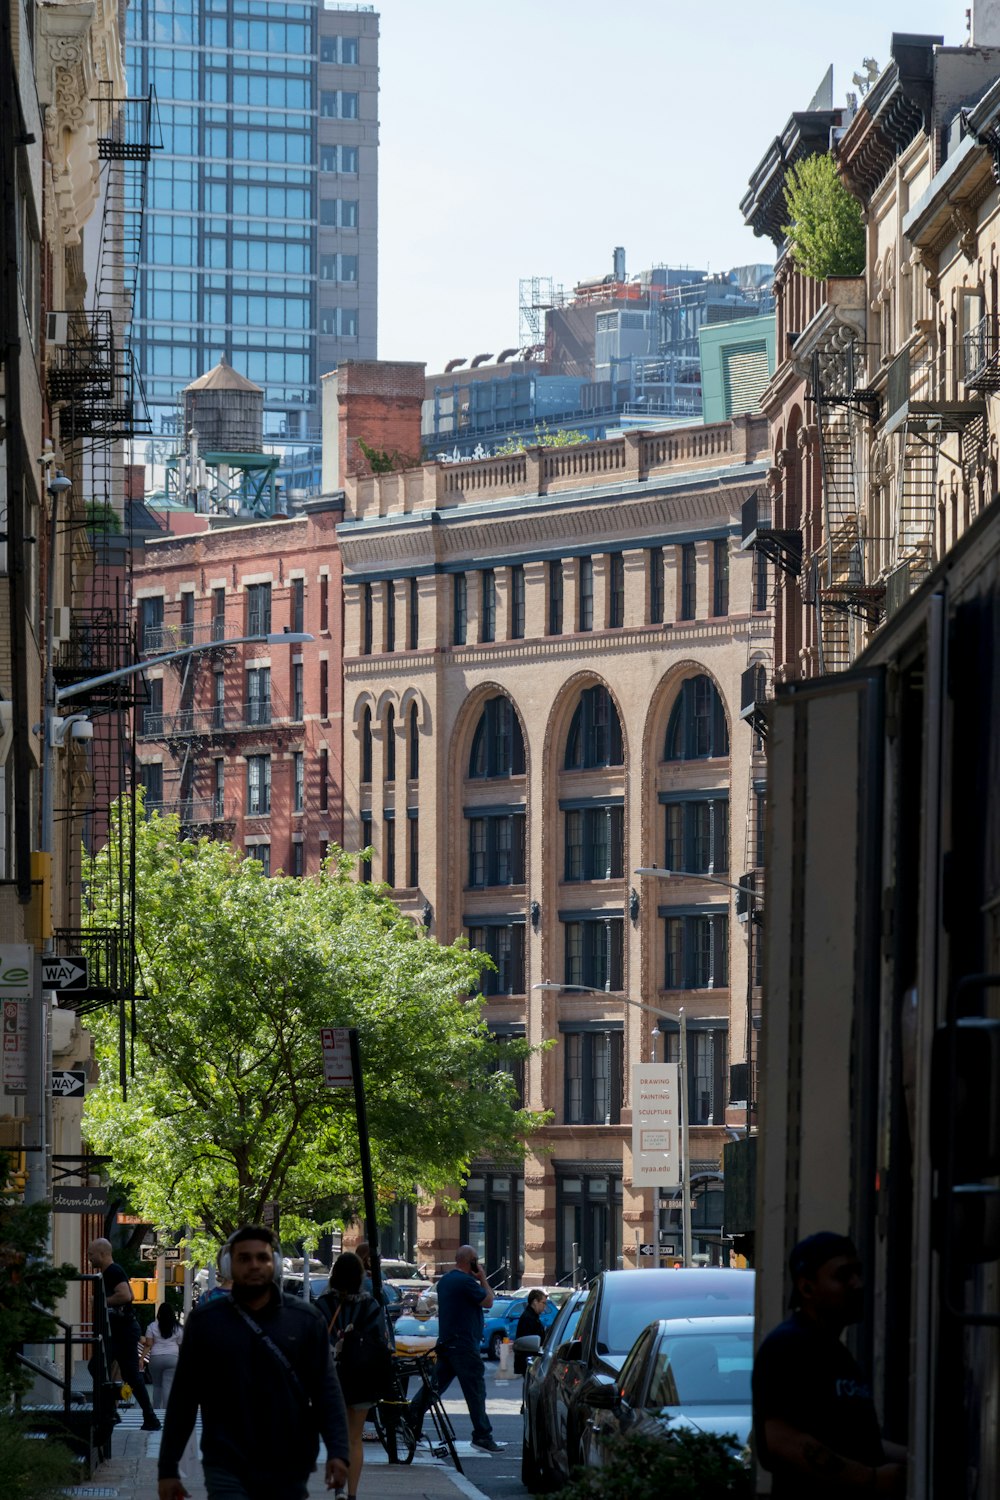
513, 1290, 548, 1375
157, 1225, 349, 1500
86, 1237, 160, 1430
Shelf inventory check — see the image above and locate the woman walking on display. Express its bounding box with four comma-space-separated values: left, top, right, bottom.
141, 1302, 183, 1408
318, 1252, 391, 1500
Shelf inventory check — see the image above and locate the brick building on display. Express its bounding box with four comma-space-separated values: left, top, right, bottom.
336, 401, 772, 1279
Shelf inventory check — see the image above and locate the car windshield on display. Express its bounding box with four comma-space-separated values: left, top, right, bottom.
649, 1331, 753, 1407
597, 1276, 754, 1355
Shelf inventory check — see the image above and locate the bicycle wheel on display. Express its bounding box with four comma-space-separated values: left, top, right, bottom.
374, 1402, 417, 1465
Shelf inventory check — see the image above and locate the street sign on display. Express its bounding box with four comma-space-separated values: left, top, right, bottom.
639, 1243, 654, 1256
2, 997, 28, 1095
321, 1027, 353, 1088
0, 944, 32, 995
631, 1061, 680, 1186
41, 955, 89, 992
140, 1245, 181, 1262
52, 1069, 86, 1098
52, 1185, 108, 1213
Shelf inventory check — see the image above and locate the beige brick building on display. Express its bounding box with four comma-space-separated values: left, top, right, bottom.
337, 416, 771, 1280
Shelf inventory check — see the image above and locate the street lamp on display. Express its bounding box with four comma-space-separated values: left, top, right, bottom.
635, 866, 762, 1136
532, 980, 692, 1269
26, 626, 315, 1205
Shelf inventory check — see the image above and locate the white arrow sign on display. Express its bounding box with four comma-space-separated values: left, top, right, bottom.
41, 956, 89, 991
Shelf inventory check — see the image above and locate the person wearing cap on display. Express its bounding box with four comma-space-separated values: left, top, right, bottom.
752, 1232, 906, 1496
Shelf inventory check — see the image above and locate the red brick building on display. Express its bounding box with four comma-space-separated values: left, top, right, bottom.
133, 499, 344, 875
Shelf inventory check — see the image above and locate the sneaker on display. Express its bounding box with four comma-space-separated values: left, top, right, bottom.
141, 1417, 162, 1431
470, 1436, 505, 1453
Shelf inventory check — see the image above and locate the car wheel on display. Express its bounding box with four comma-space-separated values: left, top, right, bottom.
522, 1430, 553, 1492
488, 1330, 504, 1361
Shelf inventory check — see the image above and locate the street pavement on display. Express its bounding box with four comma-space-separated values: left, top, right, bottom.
65, 1362, 530, 1500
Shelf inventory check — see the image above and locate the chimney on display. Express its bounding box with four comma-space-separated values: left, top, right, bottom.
334, 361, 427, 478
972, 0, 1000, 45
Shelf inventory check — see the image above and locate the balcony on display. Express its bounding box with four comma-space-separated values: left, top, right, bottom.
883, 345, 986, 435
740, 664, 769, 740
139, 622, 235, 657
739, 490, 802, 578
157, 796, 237, 841
51, 927, 126, 1017
964, 316, 1000, 394
52, 608, 141, 710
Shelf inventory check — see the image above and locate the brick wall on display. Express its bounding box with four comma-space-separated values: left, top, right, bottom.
336, 359, 426, 476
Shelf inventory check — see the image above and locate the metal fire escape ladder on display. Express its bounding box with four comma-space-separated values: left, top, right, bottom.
894, 421, 939, 592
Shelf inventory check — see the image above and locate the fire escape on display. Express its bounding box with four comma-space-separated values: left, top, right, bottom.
45, 85, 160, 1084
809, 344, 882, 674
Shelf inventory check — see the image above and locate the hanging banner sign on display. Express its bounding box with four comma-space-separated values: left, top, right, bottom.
631, 1061, 680, 1186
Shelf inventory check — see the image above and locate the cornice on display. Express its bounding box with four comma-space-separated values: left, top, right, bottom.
36, 2, 107, 247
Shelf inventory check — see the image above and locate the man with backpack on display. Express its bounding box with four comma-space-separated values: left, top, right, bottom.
317, 1251, 392, 1500
157, 1225, 349, 1500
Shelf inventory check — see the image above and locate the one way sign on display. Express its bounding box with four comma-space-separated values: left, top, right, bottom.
41, 956, 89, 992
52, 1070, 86, 1098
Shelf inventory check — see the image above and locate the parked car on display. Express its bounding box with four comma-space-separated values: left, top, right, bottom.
391, 1312, 439, 1355
481, 1292, 562, 1359
581, 1315, 754, 1468
545, 1269, 755, 1486
518, 1288, 587, 1491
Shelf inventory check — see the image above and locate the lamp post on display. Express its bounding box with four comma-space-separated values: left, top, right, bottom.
27, 626, 314, 1205
635, 865, 762, 1137
532, 981, 691, 1268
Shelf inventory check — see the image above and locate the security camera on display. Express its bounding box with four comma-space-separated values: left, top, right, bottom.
69, 719, 94, 741
39, 448, 56, 467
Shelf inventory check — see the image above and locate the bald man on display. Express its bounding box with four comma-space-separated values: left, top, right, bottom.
87, 1238, 161, 1430
407, 1246, 504, 1454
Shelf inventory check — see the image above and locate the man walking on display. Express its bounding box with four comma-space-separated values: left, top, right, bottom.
157, 1225, 349, 1500
407, 1245, 504, 1454
752, 1231, 906, 1496
86, 1238, 161, 1431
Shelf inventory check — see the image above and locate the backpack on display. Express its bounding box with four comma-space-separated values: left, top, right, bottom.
318, 1292, 393, 1406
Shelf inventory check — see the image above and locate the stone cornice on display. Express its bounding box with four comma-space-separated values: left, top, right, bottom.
837, 37, 940, 206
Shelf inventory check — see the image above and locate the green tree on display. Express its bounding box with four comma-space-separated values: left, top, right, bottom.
782, 153, 865, 281
82, 805, 544, 1250
0, 1154, 76, 1405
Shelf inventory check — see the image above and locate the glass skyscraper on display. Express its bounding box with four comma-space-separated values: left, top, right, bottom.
127, 0, 378, 495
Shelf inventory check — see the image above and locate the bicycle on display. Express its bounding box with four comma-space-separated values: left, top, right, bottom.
373, 1351, 463, 1473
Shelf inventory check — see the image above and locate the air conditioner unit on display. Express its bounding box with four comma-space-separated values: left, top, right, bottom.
52, 606, 72, 644
46, 312, 69, 347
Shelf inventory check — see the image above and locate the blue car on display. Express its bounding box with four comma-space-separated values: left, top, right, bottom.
482, 1294, 559, 1361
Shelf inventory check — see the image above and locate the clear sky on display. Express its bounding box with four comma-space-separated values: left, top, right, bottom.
375, 0, 970, 373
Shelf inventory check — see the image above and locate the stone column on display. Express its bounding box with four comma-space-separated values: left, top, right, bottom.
694, 539, 712, 620
623, 547, 646, 629
524, 559, 546, 640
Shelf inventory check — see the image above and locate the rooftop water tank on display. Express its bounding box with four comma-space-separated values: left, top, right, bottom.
182, 356, 263, 453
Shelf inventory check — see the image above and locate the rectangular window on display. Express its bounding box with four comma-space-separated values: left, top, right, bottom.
292, 842, 305, 877
320, 575, 329, 632
213, 670, 225, 730
141, 678, 163, 736
663, 913, 729, 989
246, 582, 272, 636
408, 815, 419, 888
662, 798, 729, 875
246, 666, 271, 726
362, 583, 373, 654
549, 560, 564, 636
248, 843, 271, 876
453, 574, 468, 645
579, 557, 594, 631
649, 548, 664, 624
608, 553, 625, 629
139, 762, 163, 813
320, 659, 329, 719
384, 818, 395, 888
480, 570, 496, 643
385, 580, 396, 652
467, 812, 526, 887
213, 759, 225, 818
467, 923, 526, 996
247, 754, 271, 815
292, 662, 304, 720
139, 595, 164, 653
712, 539, 730, 617
510, 565, 525, 640
563, 805, 624, 881
319, 747, 329, 812
212, 587, 226, 641
564, 918, 625, 990
293, 752, 304, 812
291, 577, 304, 633
180, 591, 195, 645
408, 577, 419, 650
563, 1030, 624, 1125
754, 555, 768, 612
680, 544, 696, 621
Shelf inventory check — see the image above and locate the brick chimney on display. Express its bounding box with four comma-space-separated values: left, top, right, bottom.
327, 360, 426, 481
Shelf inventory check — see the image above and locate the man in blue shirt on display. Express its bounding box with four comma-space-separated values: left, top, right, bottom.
407, 1246, 504, 1453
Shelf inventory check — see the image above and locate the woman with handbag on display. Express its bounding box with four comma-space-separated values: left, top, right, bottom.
317, 1252, 391, 1500
141, 1302, 183, 1408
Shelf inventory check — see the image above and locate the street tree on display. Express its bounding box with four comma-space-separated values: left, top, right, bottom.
82, 803, 544, 1248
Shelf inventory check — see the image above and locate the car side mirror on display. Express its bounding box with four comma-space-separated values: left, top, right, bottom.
513, 1334, 541, 1355
556, 1338, 583, 1361
587, 1377, 619, 1410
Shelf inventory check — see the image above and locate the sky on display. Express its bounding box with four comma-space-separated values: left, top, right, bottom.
374, 0, 970, 372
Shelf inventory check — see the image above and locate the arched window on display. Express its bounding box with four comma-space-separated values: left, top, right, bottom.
664, 675, 729, 761
385, 704, 396, 780
361, 706, 372, 783
408, 703, 419, 779
564, 685, 624, 770
469, 696, 525, 779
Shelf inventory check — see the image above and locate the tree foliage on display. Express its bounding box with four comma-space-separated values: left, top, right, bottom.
782, 153, 865, 281
557, 1430, 751, 1500
0, 1414, 77, 1500
493, 423, 589, 455
355, 438, 421, 474
82, 805, 545, 1251
0, 1155, 76, 1404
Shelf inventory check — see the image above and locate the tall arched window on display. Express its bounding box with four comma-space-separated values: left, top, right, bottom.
469, 696, 525, 779
408, 702, 419, 779
385, 705, 396, 780
564, 685, 624, 771
361, 706, 373, 783
664, 675, 729, 761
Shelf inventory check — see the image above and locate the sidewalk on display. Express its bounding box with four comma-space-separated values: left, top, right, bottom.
65, 1408, 492, 1500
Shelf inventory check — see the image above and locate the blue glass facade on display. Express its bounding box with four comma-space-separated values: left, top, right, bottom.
128, 0, 378, 491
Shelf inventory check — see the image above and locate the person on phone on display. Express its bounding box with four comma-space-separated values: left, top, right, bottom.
406, 1245, 504, 1454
